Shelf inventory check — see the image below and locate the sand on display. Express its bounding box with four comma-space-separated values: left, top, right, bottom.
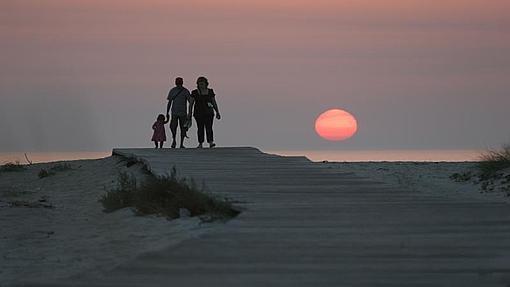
2, 151, 509, 286
326, 161, 510, 203
65, 148, 510, 287
0, 156, 213, 286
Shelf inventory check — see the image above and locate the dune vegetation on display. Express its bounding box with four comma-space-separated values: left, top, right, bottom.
450, 145, 510, 195
0, 161, 26, 173
38, 163, 73, 179
100, 168, 239, 221
478, 145, 510, 179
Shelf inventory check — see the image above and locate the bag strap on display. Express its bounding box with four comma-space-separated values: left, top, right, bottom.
171, 88, 184, 101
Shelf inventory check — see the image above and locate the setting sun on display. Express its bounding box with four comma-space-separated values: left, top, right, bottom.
315, 109, 358, 141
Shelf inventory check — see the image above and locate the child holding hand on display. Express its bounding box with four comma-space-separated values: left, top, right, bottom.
152, 114, 170, 148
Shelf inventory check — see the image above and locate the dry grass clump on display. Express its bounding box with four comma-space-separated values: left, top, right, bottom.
451, 145, 510, 195
450, 171, 474, 182
0, 161, 26, 173
99, 168, 239, 221
49, 163, 73, 172
478, 145, 510, 179
38, 163, 73, 179
38, 169, 55, 178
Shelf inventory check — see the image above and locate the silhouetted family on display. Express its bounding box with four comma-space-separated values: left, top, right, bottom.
152, 76, 221, 149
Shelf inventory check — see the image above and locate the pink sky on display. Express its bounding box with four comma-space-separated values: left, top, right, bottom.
1, 0, 509, 151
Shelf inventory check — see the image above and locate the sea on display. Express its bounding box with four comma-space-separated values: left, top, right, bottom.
0, 149, 483, 164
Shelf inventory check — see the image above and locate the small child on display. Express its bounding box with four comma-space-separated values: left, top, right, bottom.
151, 114, 170, 148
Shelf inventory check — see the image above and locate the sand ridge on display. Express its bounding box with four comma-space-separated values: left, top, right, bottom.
327, 161, 510, 203
3, 149, 510, 286
0, 156, 211, 286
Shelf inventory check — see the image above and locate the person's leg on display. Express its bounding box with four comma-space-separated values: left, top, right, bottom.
195, 116, 205, 147
178, 116, 186, 148
180, 133, 186, 148
205, 114, 215, 147
154, 141, 158, 148
159, 141, 164, 148
169, 115, 178, 148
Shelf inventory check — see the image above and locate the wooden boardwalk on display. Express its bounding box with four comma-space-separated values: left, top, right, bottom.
29, 148, 510, 286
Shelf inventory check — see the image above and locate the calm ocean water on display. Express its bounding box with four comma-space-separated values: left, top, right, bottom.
0, 149, 483, 164
269, 150, 483, 162
0, 152, 112, 164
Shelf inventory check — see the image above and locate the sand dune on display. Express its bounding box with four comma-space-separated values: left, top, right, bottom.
1, 152, 509, 286
0, 156, 212, 286
327, 161, 510, 203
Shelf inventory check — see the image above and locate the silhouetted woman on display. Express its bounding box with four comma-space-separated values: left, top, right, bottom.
190, 76, 221, 148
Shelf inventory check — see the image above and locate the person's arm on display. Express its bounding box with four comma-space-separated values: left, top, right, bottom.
210, 89, 220, 119
166, 100, 172, 117
187, 91, 194, 118
166, 90, 172, 117
211, 97, 220, 119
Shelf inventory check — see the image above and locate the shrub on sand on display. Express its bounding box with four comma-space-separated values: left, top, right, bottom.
38, 164, 73, 179
49, 163, 73, 172
100, 169, 239, 221
99, 172, 137, 211
478, 145, 510, 178
38, 169, 56, 179
0, 161, 26, 172
449, 171, 474, 182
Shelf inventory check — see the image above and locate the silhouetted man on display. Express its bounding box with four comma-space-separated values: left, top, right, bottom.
166, 77, 192, 148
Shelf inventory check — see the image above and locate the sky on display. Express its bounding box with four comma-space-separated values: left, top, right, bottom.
1, 0, 509, 151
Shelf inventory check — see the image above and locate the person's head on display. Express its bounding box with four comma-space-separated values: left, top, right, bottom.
175, 77, 183, 87
157, 114, 166, 122
196, 76, 209, 90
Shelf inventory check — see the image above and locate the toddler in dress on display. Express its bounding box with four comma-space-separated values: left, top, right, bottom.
152, 114, 170, 148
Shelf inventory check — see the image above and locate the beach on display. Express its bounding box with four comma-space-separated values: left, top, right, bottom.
1, 149, 510, 286
326, 161, 510, 204
0, 155, 214, 286
3, 0, 508, 284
